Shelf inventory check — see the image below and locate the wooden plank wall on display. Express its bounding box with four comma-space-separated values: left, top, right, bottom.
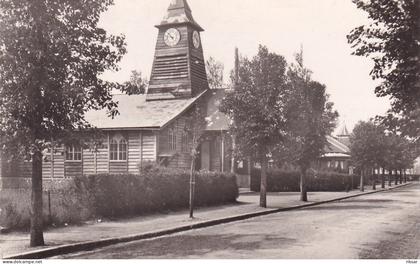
142, 132, 157, 162
65, 162, 83, 178
96, 141, 109, 174
83, 149, 96, 175
0, 130, 160, 181
18, 161, 32, 178
158, 115, 192, 170
109, 162, 128, 174
53, 146, 65, 178
128, 131, 141, 173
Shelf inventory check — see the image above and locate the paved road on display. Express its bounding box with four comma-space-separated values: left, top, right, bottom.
55, 183, 420, 259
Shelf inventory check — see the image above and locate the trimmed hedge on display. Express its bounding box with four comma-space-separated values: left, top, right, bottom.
408, 175, 420, 181
0, 168, 238, 230
251, 168, 360, 192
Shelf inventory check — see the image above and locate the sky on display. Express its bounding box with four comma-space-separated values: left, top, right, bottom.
99, 0, 391, 134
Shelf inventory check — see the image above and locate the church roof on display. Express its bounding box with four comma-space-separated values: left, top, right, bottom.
158, 0, 204, 31
85, 92, 204, 130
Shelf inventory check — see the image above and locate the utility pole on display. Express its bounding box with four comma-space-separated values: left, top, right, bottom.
231, 47, 239, 173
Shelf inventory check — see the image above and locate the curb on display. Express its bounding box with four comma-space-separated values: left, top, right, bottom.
4, 182, 413, 259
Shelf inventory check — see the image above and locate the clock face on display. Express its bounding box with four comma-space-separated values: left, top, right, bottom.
192, 31, 200, 49
164, 28, 180, 47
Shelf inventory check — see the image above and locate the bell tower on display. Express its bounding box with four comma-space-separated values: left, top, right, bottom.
147, 0, 209, 101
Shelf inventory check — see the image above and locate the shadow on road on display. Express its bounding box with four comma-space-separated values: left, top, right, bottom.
60, 233, 298, 259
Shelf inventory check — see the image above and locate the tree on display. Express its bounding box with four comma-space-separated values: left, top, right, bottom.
350, 121, 386, 191
206, 57, 225, 89
285, 50, 338, 201
348, 0, 420, 141
386, 133, 417, 182
220, 45, 291, 208
185, 103, 207, 218
0, 0, 126, 246
121, 70, 148, 95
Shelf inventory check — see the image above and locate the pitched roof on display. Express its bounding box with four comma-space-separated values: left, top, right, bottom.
336, 136, 350, 148
158, 0, 203, 31
205, 89, 230, 131
85, 93, 203, 130
324, 135, 350, 154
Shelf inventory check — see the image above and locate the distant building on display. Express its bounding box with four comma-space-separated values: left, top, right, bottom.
317, 125, 352, 173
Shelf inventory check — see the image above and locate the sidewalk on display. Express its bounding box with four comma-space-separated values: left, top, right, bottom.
0, 183, 412, 259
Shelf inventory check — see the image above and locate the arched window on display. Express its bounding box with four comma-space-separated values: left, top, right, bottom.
66, 145, 82, 161
110, 139, 119, 161
109, 137, 127, 161
168, 128, 177, 151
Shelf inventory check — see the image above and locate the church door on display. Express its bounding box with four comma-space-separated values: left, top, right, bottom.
200, 141, 211, 171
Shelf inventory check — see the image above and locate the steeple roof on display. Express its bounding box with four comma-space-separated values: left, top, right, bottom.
337, 124, 350, 137
157, 0, 204, 31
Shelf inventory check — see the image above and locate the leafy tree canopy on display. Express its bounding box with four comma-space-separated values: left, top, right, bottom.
348, 0, 420, 140
0, 0, 127, 247
220, 45, 291, 161
206, 57, 225, 89
278, 51, 338, 169
0, 0, 127, 156
350, 121, 387, 169
121, 70, 148, 95
384, 132, 418, 171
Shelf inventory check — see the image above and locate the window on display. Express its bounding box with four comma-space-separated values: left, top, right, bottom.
110, 139, 119, 161
66, 146, 82, 161
119, 139, 127, 160
181, 129, 189, 153
169, 128, 177, 151
109, 137, 127, 161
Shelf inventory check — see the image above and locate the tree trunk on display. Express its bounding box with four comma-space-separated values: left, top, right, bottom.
403, 170, 407, 183
300, 166, 308, 202
30, 149, 44, 247
360, 169, 365, 192
230, 135, 236, 174
372, 168, 376, 190
189, 157, 196, 219
260, 158, 268, 208
381, 169, 385, 189
394, 170, 398, 185
399, 170, 403, 184
388, 170, 392, 187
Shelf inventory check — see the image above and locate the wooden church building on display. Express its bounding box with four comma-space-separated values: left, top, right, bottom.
0, 0, 233, 189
